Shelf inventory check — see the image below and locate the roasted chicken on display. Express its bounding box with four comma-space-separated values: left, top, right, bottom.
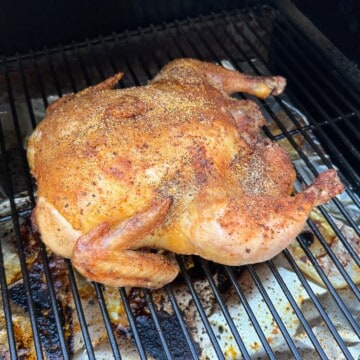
27, 59, 344, 288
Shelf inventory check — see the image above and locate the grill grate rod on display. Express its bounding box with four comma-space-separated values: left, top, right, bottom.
224, 266, 277, 358
93, 283, 122, 359
297, 231, 360, 334
283, 248, 355, 359
119, 287, 148, 360
177, 256, 226, 360
59, 44, 78, 92
165, 285, 199, 359
20, 50, 74, 358
66, 260, 96, 359
0, 125, 17, 359
200, 259, 251, 360
2, 56, 47, 360
246, 265, 303, 359
266, 260, 329, 359
144, 290, 173, 359
307, 217, 360, 300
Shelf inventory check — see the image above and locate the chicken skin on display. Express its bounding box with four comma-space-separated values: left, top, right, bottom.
27, 59, 344, 288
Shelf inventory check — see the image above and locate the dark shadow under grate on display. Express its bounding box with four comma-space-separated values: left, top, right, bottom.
0, 5, 359, 360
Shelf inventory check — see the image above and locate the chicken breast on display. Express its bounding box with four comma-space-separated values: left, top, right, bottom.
27, 58, 344, 288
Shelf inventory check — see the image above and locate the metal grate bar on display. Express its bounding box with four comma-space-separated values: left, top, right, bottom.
317, 204, 360, 264
1, 57, 45, 359
59, 44, 78, 92
11, 53, 71, 359
144, 290, 173, 359
35, 238, 71, 359
99, 35, 121, 75
306, 218, 360, 299
165, 285, 199, 359
66, 261, 96, 359
119, 287, 147, 360
246, 265, 303, 359
85, 38, 107, 81
200, 259, 251, 360
283, 248, 355, 359
71, 40, 92, 87
16, 49, 74, 357
93, 283, 122, 359
266, 260, 329, 359
177, 256, 226, 359
297, 229, 360, 332
224, 266, 277, 359
16, 57, 37, 130
30, 51, 49, 108
2, 60, 34, 200
45, 47, 63, 98
0, 126, 17, 360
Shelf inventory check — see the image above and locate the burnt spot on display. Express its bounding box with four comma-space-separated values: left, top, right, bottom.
299, 231, 315, 246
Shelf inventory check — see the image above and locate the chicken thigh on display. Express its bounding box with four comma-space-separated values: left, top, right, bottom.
27, 59, 344, 288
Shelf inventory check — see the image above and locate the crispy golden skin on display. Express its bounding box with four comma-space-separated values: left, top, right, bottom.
27, 59, 344, 288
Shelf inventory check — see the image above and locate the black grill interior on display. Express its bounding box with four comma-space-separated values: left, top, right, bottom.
0, 5, 359, 360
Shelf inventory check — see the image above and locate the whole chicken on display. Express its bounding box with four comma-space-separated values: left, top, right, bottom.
27, 59, 344, 288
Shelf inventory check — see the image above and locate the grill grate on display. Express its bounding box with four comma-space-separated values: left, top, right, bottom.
0, 5, 359, 359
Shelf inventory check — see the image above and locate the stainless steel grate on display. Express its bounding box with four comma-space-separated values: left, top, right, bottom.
0, 5, 359, 359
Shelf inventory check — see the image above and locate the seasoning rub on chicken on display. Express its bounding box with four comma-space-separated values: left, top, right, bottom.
27, 59, 344, 288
